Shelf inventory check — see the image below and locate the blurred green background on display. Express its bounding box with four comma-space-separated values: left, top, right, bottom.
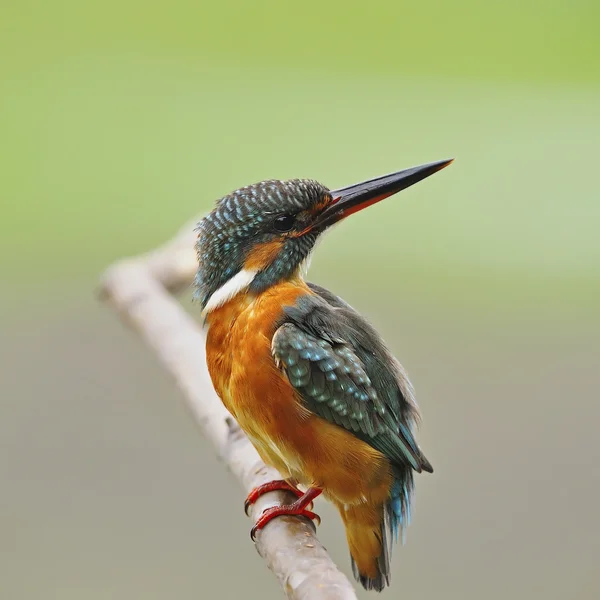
1, 1, 599, 599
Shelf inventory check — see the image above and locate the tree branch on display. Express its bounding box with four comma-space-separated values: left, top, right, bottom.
98, 220, 358, 600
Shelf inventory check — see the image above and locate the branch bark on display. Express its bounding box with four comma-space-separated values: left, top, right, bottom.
98, 219, 358, 600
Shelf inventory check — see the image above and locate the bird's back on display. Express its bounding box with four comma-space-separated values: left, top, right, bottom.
285, 282, 432, 474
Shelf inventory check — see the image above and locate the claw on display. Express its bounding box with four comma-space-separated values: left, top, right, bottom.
244, 480, 303, 516
250, 507, 321, 541
249, 487, 322, 541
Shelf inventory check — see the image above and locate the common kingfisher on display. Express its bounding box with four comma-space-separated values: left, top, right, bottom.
195, 159, 452, 591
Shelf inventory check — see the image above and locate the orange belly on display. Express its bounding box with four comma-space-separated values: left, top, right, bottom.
205, 280, 393, 507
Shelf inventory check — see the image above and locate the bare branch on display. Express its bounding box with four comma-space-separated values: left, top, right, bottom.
98, 220, 358, 600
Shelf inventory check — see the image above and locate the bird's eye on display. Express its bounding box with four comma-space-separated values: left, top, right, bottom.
273, 214, 296, 233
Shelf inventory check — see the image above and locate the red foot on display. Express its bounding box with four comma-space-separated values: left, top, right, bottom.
250, 487, 322, 541
244, 480, 304, 515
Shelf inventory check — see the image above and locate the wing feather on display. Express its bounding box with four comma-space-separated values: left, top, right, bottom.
272, 293, 432, 474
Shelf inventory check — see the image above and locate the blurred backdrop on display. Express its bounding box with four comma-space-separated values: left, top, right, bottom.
1, 1, 599, 599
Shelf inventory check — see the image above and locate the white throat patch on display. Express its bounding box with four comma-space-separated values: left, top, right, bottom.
202, 269, 258, 316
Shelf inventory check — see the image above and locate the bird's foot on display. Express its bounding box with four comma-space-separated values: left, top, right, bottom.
244, 480, 304, 516
250, 487, 322, 541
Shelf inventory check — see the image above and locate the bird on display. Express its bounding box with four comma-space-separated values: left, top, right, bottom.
194, 159, 452, 591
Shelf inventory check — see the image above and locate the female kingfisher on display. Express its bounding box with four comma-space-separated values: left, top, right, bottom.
195, 159, 452, 591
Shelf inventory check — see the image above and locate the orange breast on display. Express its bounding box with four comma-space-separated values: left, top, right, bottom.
205, 279, 392, 506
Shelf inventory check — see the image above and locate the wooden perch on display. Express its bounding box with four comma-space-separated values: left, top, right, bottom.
98, 219, 358, 600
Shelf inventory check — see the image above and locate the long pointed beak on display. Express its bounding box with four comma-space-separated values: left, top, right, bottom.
315, 158, 453, 229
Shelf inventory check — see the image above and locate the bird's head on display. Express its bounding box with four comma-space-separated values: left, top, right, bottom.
195, 159, 452, 314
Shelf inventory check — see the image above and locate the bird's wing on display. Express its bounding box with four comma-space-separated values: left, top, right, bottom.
272, 288, 432, 473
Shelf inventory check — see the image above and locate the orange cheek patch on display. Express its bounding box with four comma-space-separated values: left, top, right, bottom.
244, 239, 284, 271
290, 195, 337, 238
310, 194, 335, 215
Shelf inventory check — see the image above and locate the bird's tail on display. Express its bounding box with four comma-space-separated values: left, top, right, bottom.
338, 469, 414, 592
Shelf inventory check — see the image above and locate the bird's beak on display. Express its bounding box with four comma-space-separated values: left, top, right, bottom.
314, 159, 453, 229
